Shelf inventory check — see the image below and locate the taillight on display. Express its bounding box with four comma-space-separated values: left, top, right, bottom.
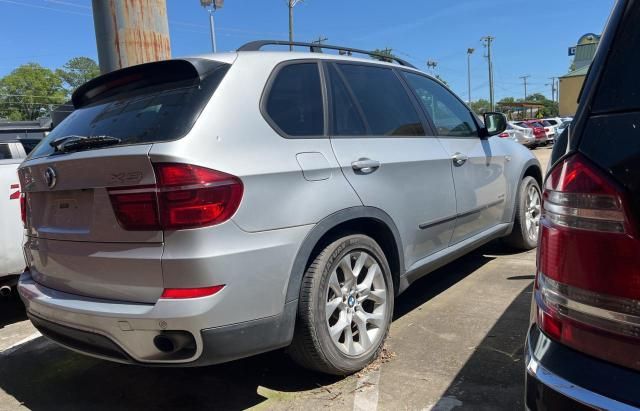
498, 132, 510, 138
108, 163, 243, 231
20, 193, 27, 226
536, 153, 640, 371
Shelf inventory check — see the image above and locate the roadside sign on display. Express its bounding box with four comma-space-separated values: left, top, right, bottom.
568, 46, 576, 56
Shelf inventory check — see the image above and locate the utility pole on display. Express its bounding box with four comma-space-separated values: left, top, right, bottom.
467, 48, 474, 103
520, 75, 531, 100
200, 0, 224, 53
311, 36, 328, 45
287, 0, 304, 51
547, 77, 558, 102
426, 59, 438, 73
481, 36, 495, 111
92, 0, 171, 74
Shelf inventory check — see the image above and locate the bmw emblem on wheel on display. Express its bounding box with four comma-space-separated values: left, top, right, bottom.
44, 167, 57, 189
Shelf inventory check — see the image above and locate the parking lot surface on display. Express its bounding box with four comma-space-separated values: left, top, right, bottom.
0, 148, 551, 411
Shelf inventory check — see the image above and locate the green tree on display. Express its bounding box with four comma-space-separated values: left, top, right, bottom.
498, 96, 517, 105
434, 74, 448, 87
56, 57, 100, 96
469, 99, 491, 115
0, 63, 66, 121
525, 93, 559, 117
370, 48, 395, 63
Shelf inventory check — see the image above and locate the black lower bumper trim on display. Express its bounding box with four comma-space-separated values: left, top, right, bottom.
28, 313, 132, 362
525, 325, 640, 409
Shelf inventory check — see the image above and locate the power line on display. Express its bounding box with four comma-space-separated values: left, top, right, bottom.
519, 75, 531, 100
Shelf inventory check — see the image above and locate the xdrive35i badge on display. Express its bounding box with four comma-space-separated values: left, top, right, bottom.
44, 167, 57, 188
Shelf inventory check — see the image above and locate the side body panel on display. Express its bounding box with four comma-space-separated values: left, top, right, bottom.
0, 144, 24, 277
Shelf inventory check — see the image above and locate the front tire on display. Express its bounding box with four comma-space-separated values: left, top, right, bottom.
504, 176, 542, 250
288, 234, 394, 375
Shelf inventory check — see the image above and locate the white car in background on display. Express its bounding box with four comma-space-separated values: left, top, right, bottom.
556, 120, 571, 137
504, 122, 536, 148
0, 140, 30, 297
539, 120, 557, 143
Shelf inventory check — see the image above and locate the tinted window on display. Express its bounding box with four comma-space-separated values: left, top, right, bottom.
337, 64, 424, 136
403, 72, 478, 137
327, 65, 366, 136
30, 66, 229, 159
266, 63, 324, 137
592, 3, 640, 113
0, 144, 12, 160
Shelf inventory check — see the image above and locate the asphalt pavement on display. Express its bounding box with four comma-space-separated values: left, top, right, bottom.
0, 146, 552, 411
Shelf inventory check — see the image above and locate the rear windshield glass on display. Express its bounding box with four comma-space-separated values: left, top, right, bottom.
29, 64, 229, 159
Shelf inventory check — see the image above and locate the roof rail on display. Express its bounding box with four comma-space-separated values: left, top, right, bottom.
237, 40, 416, 69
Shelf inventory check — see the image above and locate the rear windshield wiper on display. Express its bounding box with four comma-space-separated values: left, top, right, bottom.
50, 135, 122, 153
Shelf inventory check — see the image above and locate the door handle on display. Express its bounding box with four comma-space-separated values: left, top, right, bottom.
351, 158, 380, 174
452, 152, 468, 167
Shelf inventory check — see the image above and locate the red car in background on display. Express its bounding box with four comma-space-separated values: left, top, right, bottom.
516, 120, 547, 146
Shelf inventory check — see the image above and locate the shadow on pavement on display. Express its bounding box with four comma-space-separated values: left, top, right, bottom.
0, 241, 525, 410
394, 245, 496, 321
0, 341, 339, 410
0, 292, 27, 329
431, 283, 534, 410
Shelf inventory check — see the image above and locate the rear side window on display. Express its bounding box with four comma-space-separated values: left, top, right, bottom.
29, 61, 229, 159
327, 64, 366, 136
337, 64, 425, 136
265, 63, 324, 137
0, 144, 12, 159
403, 72, 478, 138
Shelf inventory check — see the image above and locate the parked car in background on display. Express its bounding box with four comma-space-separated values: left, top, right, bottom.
555, 120, 571, 137
502, 122, 536, 148
17, 41, 543, 375
0, 140, 34, 297
516, 120, 547, 146
539, 120, 556, 143
526, 0, 640, 408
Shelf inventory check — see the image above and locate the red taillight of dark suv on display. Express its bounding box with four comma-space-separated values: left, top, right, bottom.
535, 153, 640, 371
108, 163, 243, 231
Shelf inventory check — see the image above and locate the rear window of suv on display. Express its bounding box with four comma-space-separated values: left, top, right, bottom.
29, 61, 229, 159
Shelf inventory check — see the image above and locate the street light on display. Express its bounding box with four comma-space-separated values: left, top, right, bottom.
200, 0, 224, 53
467, 48, 474, 103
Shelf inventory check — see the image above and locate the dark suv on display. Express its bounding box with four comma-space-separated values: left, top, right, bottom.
526, 0, 640, 408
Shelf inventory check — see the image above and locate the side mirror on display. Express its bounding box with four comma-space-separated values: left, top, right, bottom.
481, 112, 507, 138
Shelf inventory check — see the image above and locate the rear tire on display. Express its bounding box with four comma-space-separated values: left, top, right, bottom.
288, 234, 394, 375
504, 176, 541, 250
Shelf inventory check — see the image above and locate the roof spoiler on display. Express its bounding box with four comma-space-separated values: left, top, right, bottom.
72, 58, 225, 108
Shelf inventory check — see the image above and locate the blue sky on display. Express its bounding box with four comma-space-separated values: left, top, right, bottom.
0, 0, 614, 102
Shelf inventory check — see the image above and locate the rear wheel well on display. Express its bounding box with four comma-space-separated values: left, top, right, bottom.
306, 218, 401, 294
524, 164, 543, 187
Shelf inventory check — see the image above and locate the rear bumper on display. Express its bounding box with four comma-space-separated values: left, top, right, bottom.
525, 325, 640, 410
18, 222, 313, 366
19, 270, 298, 366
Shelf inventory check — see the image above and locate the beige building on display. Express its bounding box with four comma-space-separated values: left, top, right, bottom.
559, 66, 588, 116
559, 33, 600, 116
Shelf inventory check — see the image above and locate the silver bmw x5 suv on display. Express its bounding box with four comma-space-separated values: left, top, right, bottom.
18, 41, 542, 375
